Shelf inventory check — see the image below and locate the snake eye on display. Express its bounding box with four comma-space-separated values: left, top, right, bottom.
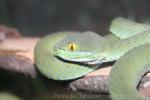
68, 43, 77, 51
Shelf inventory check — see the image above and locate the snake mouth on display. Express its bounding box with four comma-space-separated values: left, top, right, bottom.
85, 58, 107, 65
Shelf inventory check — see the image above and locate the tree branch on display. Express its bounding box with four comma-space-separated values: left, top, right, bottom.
0, 25, 38, 77
68, 66, 150, 96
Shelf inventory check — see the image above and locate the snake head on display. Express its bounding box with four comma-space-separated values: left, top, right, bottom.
54, 31, 107, 64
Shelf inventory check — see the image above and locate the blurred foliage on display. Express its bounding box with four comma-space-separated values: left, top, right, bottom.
0, 92, 21, 100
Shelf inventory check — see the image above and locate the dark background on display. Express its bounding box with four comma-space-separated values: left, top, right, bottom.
1, 0, 150, 36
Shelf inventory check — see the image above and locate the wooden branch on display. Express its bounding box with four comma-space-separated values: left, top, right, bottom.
69, 75, 108, 93
0, 38, 39, 77
0, 24, 39, 77
68, 66, 110, 93
68, 66, 150, 97
0, 24, 21, 40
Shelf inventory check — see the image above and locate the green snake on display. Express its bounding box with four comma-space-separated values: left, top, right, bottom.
34, 17, 150, 100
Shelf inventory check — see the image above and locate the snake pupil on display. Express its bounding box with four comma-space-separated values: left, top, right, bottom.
71, 45, 73, 50
68, 43, 77, 51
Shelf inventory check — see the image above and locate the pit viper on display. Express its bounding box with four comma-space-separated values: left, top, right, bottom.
34, 17, 150, 100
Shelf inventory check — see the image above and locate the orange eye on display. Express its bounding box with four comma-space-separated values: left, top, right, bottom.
68, 43, 77, 51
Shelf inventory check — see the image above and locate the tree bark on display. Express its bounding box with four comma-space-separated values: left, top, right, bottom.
0, 25, 38, 77
68, 66, 150, 97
